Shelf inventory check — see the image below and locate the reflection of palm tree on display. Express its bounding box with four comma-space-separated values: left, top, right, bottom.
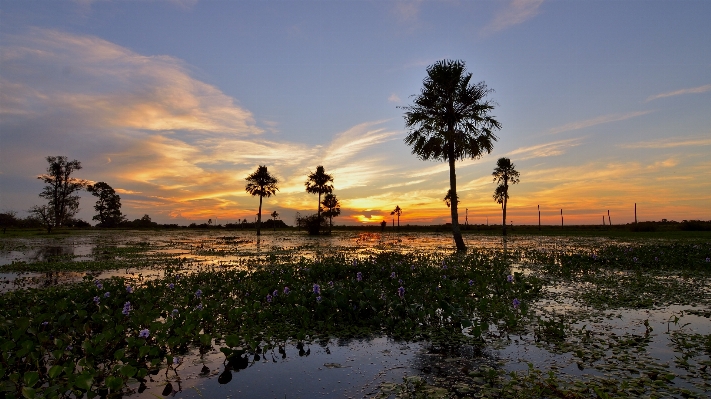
271, 210, 279, 231
245, 165, 279, 236
391, 205, 402, 228
321, 193, 341, 231
305, 165, 334, 222
492, 157, 520, 236
402, 60, 501, 252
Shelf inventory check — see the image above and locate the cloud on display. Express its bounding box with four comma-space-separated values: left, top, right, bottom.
392, 0, 425, 25
645, 84, 711, 102
507, 138, 583, 160
1, 28, 261, 135
618, 135, 711, 149
547, 111, 651, 135
388, 93, 401, 103
481, 0, 544, 36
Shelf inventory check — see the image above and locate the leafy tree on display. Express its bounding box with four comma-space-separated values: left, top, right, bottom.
402, 60, 501, 252
305, 165, 334, 223
321, 193, 341, 230
492, 157, 520, 236
245, 165, 279, 236
87, 182, 125, 227
271, 210, 279, 231
391, 205, 403, 228
28, 205, 54, 233
37, 156, 88, 227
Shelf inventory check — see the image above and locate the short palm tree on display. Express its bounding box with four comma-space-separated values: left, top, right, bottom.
402, 59, 501, 252
305, 165, 334, 222
245, 165, 279, 236
492, 157, 520, 236
270, 210, 279, 231
321, 193, 341, 231
392, 205, 402, 228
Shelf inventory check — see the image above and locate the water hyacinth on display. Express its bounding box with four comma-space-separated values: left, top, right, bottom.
173, 357, 181, 365
94, 280, 103, 290
356, 272, 363, 282
273, 289, 278, 297
104, 292, 110, 298
93, 296, 100, 305
139, 329, 150, 338
283, 286, 290, 295
468, 279, 474, 286
172, 309, 179, 317
195, 303, 203, 310
507, 275, 514, 283
328, 281, 334, 287
316, 296, 322, 303
397, 286, 405, 298
195, 289, 203, 298
266, 294, 273, 303
706, 257, 710, 262
313, 284, 320, 295
122, 301, 131, 316
513, 298, 521, 309
168, 283, 175, 289
390, 272, 396, 279
126, 285, 133, 293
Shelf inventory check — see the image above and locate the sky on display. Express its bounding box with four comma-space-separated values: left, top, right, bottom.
1, 0, 709, 226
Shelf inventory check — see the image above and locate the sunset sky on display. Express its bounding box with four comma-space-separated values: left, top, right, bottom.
1, 0, 709, 226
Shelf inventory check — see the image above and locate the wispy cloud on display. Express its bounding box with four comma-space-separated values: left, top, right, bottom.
507, 138, 583, 160
392, 0, 425, 25
548, 111, 651, 135
481, 0, 544, 36
388, 93, 401, 103
618, 135, 711, 149
645, 84, 711, 102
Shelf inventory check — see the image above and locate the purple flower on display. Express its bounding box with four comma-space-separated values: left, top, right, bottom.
195, 303, 203, 310
266, 294, 273, 303
328, 281, 334, 287
173, 357, 180, 365
410, 265, 415, 270
513, 298, 521, 309
633, 257, 638, 262
195, 289, 203, 298
168, 283, 175, 289
273, 289, 278, 297
66, 345, 72, 351
95, 280, 103, 290
283, 286, 290, 295
390, 272, 396, 279
172, 309, 179, 317
356, 272, 363, 282
706, 257, 710, 263
41, 321, 49, 326
507, 275, 514, 283
139, 329, 150, 338
93, 296, 100, 305
313, 284, 320, 295
126, 285, 133, 293
397, 286, 405, 298
122, 301, 131, 315
655, 257, 659, 261
316, 296, 322, 303
468, 279, 474, 286
442, 275, 447, 279
352, 260, 357, 267
398, 279, 403, 284
104, 292, 110, 298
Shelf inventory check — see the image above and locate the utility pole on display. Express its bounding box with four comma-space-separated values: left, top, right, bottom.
635, 203, 637, 224
608, 210, 611, 226
561, 209, 564, 227
538, 205, 541, 231
465, 208, 468, 227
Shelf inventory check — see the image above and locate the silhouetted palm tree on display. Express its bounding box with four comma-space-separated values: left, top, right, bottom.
443, 189, 460, 208
321, 193, 341, 231
270, 210, 279, 231
402, 60, 501, 252
392, 205, 402, 228
245, 165, 279, 236
492, 157, 520, 236
305, 165, 334, 222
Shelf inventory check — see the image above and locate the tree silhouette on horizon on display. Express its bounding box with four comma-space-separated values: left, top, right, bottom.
87, 182, 125, 227
245, 165, 279, 236
305, 165, 334, 223
492, 157, 520, 236
402, 60, 501, 252
271, 210, 279, 231
391, 205, 402, 228
321, 193, 341, 231
37, 156, 88, 227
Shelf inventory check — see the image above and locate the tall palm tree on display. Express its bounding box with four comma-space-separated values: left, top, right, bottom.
492, 157, 520, 236
392, 205, 402, 228
305, 165, 334, 222
245, 165, 279, 236
321, 193, 341, 231
402, 60, 501, 252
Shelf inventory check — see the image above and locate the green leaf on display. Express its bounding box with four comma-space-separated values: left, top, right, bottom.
23, 371, 39, 387
120, 364, 137, 378
48, 365, 63, 379
113, 349, 125, 360
105, 376, 123, 391
74, 373, 93, 391
224, 335, 241, 348
138, 345, 150, 358
22, 386, 36, 399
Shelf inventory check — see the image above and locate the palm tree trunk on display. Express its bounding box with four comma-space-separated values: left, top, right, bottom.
502, 198, 507, 236
317, 193, 321, 220
447, 146, 466, 252
257, 195, 263, 236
